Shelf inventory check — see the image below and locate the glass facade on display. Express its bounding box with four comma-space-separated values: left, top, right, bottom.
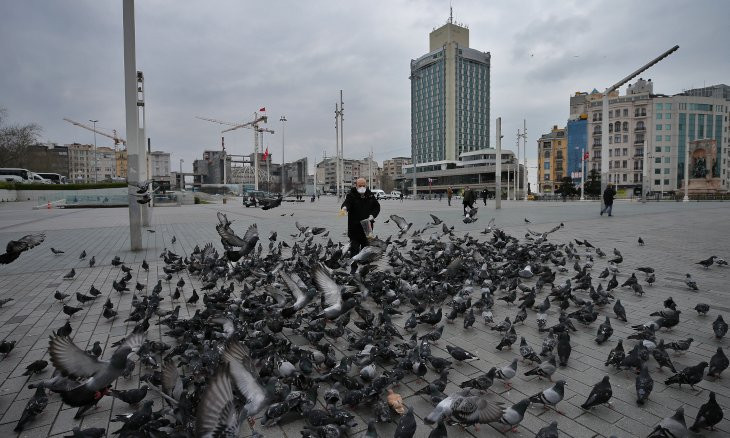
455, 55, 490, 154
411, 49, 446, 164
566, 119, 587, 184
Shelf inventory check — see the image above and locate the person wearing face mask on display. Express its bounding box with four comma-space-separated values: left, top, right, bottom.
339, 177, 381, 255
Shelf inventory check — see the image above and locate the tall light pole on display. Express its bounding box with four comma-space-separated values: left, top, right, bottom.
600, 45, 678, 212
89, 119, 99, 183
522, 119, 527, 201
280, 115, 287, 196
580, 148, 586, 201
179, 158, 183, 190
408, 73, 420, 199
495, 117, 502, 209
123, 0, 142, 250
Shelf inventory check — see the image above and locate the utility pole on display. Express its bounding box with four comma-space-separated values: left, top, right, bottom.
122, 0, 142, 250
334, 103, 340, 197
179, 158, 183, 190
522, 119, 527, 201
89, 119, 99, 183
253, 112, 259, 190
339, 90, 345, 194
280, 115, 287, 196
683, 145, 689, 202
369, 148, 372, 190
515, 129, 520, 200
495, 117, 502, 209
641, 139, 648, 203
580, 148, 586, 201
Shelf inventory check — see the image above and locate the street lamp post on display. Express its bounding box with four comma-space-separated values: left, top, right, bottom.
408, 73, 420, 199
179, 158, 183, 190
89, 119, 99, 183
280, 115, 287, 196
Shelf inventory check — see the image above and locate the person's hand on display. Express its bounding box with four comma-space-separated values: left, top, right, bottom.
338, 208, 347, 217
367, 215, 374, 221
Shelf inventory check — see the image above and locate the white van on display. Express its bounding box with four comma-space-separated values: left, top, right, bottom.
390, 190, 402, 198
371, 189, 388, 199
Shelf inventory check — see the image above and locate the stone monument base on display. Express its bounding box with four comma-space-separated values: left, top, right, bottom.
681, 178, 726, 194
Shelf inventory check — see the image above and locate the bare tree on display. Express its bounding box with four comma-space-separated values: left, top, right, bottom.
379, 173, 394, 192
0, 108, 43, 168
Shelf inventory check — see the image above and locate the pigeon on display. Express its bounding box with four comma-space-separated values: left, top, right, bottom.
499, 398, 531, 433
22, 359, 49, 376
648, 406, 687, 438
535, 421, 559, 438
495, 359, 518, 387
557, 331, 571, 366
524, 218, 531, 223
496, 326, 517, 350
424, 388, 502, 427
56, 321, 72, 337
187, 289, 199, 305
393, 406, 417, 437
529, 380, 565, 412
54, 290, 70, 302
14, 384, 48, 431
459, 367, 496, 390
581, 376, 612, 409
76, 292, 96, 305
613, 300, 627, 322
0, 233, 45, 264
89, 286, 101, 297
525, 355, 557, 380
595, 316, 613, 344
685, 273, 698, 290
51, 247, 65, 255
86, 341, 102, 358
446, 345, 478, 362
389, 214, 413, 235
652, 341, 677, 373
63, 427, 106, 438
312, 264, 357, 320
0, 297, 12, 308
713, 315, 728, 338
519, 337, 541, 364
696, 255, 716, 269
279, 272, 316, 317
638, 237, 644, 246
708, 347, 729, 378
604, 339, 624, 367
690, 391, 724, 432
88, 256, 95, 267
0, 339, 16, 358
110, 385, 149, 405
665, 362, 708, 389
635, 364, 654, 405
63, 268, 76, 279
63, 305, 83, 317
694, 303, 710, 315
79, 250, 86, 259
141, 259, 149, 271
387, 388, 406, 415
665, 338, 693, 354
48, 331, 144, 407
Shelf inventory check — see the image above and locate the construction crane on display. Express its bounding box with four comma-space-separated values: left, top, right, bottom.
63, 118, 126, 146
196, 113, 269, 189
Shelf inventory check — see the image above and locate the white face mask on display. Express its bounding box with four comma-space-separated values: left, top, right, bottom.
357, 187, 366, 194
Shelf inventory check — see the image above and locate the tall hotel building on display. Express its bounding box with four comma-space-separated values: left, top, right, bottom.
409, 16, 491, 170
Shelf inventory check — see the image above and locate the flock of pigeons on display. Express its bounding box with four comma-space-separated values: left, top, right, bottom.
0, 207, 727, 437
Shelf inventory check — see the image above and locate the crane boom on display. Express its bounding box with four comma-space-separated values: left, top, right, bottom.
223, 115, 268, 133
63, 118, 126, 145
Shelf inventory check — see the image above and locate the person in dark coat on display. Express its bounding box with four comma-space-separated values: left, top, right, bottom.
462, 186, 477, 216
447, 186, 453, 206
480, 188, 488, 206
600, 184, 616, 216
340, 177, 381, 255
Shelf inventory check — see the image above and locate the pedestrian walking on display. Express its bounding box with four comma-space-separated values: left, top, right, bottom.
462, 185, 477, 216
600, 184, 616, 216
481, 187, 488, 206
400, 192, 404, 202
447, 186, 453, 206
339, 177, 381, 256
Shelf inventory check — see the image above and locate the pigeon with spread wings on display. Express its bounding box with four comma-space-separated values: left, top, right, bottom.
48, 331, 144, 409
312, 264, 357, 320
216, 212, 259, 261
0, 233, 45, 264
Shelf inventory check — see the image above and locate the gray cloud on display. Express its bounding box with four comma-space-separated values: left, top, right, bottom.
1, 0, 727, 189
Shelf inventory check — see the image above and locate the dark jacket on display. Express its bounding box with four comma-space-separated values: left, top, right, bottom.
603, 187, 616, 205
463, 189, 477, 205
481, 189, 488, 199
341, 187, 381, 242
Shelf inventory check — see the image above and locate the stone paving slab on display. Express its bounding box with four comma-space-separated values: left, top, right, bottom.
0, 198, 729, 437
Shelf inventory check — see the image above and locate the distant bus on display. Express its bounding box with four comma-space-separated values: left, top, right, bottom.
36, 173, 68, 184
0, 168, 32, 183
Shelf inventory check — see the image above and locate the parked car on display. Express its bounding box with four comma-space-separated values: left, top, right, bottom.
390, 190, 402, 199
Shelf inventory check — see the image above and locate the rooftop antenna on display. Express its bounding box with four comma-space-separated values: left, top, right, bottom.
449, 2, 453, 24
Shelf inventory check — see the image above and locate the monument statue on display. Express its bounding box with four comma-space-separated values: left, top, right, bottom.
684, 139, 726, 194
693, 157, 707, 178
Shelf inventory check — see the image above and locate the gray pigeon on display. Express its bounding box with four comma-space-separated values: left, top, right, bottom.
529, 380, 565, 413
499, 398, 531, 433
635, 364, 654, 405
535, 421, 559, 438
648, 406, 687, 438
48, 332, 144, 407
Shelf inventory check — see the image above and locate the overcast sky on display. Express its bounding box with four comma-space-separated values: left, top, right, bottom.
1, 0, 728, 187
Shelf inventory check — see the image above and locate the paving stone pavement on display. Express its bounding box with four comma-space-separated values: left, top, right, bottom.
0, 197, 729, 437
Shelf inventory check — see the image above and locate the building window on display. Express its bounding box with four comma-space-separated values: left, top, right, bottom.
544, 162, 550, 170
623, 135, 629, 143
654, 168, 661, 174
664, 157, 671, 163
655, 146, 661, 152
656, 103, 663, 110
655, 157, 661, 164
664, 146, 671, 152
609, 150, 613, 157
623, 109, 628, 117
664, 124, 671, 130
656, 124, 663, 131
665, 104, 672, 110
665, 135, 671, 141
622, 161, 627, 168
657, 113, 663, 120
656, 135, 662, 142
665, 113, 672, 119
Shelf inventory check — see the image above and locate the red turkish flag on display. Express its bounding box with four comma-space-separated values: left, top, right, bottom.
583, 152, 589, 160
262, 147, 269, 161
259, 107, 266, 112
